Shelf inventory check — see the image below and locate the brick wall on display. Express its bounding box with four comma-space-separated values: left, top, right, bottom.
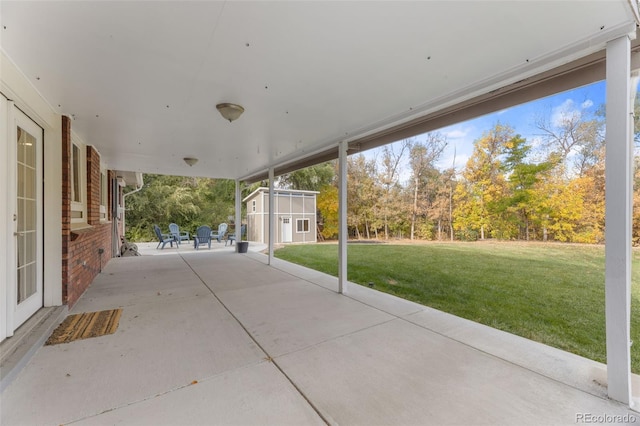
66, 224, 112, 306
61, 116, 115, 308
86, 146, 101, 225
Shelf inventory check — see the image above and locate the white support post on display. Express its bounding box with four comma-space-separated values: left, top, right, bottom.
338, 140, 348, 294
235, 179, 241, 248
605, 34, 633, 406
268, 167, 275, 265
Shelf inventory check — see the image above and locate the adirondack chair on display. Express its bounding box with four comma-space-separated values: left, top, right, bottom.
225, 224, 246, 246
194, 225, 212, 250
154, 224, 177, 249
211, 223, 228, 243
168, 223, 189, 245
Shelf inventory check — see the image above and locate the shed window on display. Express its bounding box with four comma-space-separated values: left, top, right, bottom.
296, 218, 310, 233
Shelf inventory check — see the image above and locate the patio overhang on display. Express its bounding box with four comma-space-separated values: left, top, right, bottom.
243, 38, 640, 182
1, 1, 638, 180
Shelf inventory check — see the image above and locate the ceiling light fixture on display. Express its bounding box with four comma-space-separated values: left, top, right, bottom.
183, 157, 198, 167
216, 103, 245, 122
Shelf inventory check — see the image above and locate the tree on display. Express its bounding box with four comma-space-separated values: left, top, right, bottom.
316, 184, 339, 239
408, 134, 447, 240
278, 162, 335, 191
124, 174, 238, 242
497, 135, 555, 240
453, 123, 513, 240
348, 154, 379, 239
536, 101, 603, 177
378, 140, 412, 239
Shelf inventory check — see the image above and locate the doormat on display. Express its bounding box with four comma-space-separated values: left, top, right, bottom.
45, 309, 122, 345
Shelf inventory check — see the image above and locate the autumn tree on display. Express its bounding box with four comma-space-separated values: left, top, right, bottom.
453, 123, 513, 240
378, 140, 412, 239
496, 135, 555, 240
316, 184, 339, 239
348, 154, 379, 239
408, 134, 448, 240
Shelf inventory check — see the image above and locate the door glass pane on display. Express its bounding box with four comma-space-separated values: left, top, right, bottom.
17, 199, 24, 232
17, 264, 36, 304
24, 231, 35, 265
24, 199, 35, 232
17, 127, 25, 164
24, 131, 36, 167
17, 164, 25, 197
25, 164, 35, 199
16, 125, 39, 305
16, 233, 24, 268
25, 264, 36, 302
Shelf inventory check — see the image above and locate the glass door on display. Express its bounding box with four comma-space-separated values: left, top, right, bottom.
12, 108, 43, 327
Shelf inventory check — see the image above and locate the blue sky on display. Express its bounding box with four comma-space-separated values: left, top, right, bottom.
369, 80, 608, 184
435, 80, 606, 171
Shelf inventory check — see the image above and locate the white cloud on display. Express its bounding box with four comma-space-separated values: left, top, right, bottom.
443, 126, 473, 140
529, 136, 544, 150
581, 99, 594, 109
550, 97, 595, 128
551, 99, 580, 127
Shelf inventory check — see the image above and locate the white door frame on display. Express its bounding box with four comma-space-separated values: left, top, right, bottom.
0, 96, 8, 341
6, 104, 44, 336
281, 216, 292, 243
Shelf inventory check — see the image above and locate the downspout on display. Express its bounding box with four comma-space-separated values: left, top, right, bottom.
111, 173, 144, 257
111, 178, 119, 257
122, 174, 144, 241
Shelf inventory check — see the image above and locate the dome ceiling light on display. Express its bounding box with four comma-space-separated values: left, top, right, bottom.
216, 103, 244, 122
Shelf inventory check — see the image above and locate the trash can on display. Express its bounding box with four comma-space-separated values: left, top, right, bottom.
237, 241, 249, 253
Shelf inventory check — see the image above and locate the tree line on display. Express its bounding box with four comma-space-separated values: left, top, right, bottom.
312, 97, 639, 244
126, 94, 640, 244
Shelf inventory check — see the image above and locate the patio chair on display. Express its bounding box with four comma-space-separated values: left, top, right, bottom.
153, 224, 177, 249
194, 225, 212, 250
226, 224, 246, 246
211, 223, 228, 243
168, 223, 189, 245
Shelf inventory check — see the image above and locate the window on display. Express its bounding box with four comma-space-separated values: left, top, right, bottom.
252, 200, 256, 212
70, 138, 86, 224
100, 170, 108, 221
296, 218, 310, 233
71, 144, 81, 203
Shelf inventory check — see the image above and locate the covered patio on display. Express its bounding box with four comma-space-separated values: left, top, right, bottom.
2, 1, 640, 419
1, 248, 637, 425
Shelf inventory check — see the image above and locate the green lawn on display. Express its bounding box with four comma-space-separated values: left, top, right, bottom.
274, 241, 640, 373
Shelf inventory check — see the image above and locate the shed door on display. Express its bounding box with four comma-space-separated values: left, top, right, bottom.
281, 217, 292, 243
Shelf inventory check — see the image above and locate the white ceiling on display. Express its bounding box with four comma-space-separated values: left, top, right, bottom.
1, 1, 638, 181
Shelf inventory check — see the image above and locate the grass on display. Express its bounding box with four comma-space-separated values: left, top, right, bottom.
274, 241, 640, 373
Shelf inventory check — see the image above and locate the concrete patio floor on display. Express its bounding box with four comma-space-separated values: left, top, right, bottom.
1, 244, 639, 425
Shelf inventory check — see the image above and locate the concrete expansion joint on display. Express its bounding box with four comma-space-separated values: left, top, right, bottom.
179, 253, 330, 425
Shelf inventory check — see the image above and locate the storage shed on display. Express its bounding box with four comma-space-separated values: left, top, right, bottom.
244, 188, 319, 244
